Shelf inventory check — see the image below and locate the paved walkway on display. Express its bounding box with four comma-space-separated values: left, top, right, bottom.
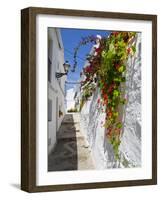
48, 113, 95, 171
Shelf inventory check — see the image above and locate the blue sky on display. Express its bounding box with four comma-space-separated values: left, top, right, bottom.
60, 28, 110, 90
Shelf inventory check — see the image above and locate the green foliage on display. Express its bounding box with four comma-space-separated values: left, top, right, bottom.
131, 45, 136, 53
79, 99, 85, 112
67, 108, 78, 113
116, 122, 122, 129
109, 136, 121, 160
82, 83, 95, 100
77, 31, 137, 161
118, 65, 126, 73
113, 90, 120, 97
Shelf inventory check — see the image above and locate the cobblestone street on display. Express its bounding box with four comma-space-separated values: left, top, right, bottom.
48, 113, 95, 171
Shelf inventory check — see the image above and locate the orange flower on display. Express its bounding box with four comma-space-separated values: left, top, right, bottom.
106, 127, 112, 137
108, 111, 112, 118
127, 47, 131, 54
103, 94, 108, 100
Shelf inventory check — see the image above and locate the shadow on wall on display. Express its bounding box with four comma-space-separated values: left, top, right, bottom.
82, 88, 117, 169
88, 88, 99, 148
48, 114, 78, 171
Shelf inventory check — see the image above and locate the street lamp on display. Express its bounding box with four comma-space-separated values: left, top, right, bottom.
55, 61, 70, 78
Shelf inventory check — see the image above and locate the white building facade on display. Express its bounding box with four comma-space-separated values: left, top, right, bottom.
48, 28, 66, 154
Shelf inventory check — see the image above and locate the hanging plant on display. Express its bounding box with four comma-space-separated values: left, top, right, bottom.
74, 31, 137, 160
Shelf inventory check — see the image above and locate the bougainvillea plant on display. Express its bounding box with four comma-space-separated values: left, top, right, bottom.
73, 31, 137, 160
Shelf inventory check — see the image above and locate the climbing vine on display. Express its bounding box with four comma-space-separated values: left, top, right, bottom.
73, 31, 137, 160
72, 35, 97, 72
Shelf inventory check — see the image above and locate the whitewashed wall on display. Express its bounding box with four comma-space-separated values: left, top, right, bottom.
80, 33, 141, 169
119, 33, 141, 167
66, 88, 75, 111
48, 28, 66, 154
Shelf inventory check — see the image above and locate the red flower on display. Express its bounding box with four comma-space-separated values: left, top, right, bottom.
106, 127, 112, 137
108, 83, 116, 93
95, 47, 101, 53
103, 94, 108, 100
112, 32, 119, 37
127, 47, 131, 54
108, 86, 113, 93
108, 111, 112, 118
85, 65, 94, 73
103, 83, 108, 89
114, 63, 120, 70
97, 98, 100, 104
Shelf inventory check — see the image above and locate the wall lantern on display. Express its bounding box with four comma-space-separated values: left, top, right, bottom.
55, 61, 70, 78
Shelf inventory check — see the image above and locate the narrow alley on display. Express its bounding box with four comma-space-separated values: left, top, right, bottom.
48, 113, 95, 171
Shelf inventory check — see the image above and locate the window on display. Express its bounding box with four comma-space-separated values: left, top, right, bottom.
48, 58, 52, 82
48, 99, 52, 121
